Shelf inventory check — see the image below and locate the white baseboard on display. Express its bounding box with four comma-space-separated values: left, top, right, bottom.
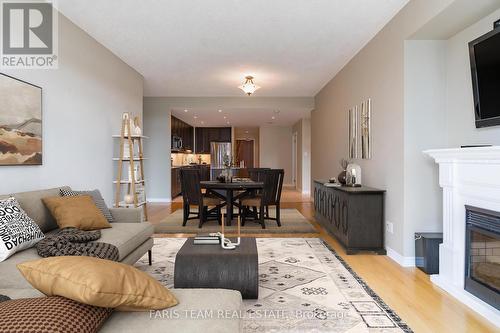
386, 247, 415, 267
147, 198, 171, 203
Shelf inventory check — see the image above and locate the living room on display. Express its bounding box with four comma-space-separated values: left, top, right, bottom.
1, 1, 500, 332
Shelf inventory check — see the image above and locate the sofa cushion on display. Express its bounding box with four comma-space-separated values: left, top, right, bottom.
0, 247, 41, 289
98, 223, 153, 261
0, 288, 44, 299
100, 289, 243, 333
11, 187, 71, 233
0, 222, 153, 289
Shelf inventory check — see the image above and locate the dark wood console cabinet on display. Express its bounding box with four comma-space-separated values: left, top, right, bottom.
314, 180, 386, 254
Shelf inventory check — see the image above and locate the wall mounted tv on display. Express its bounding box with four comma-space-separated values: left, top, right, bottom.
469, 25, 500, 128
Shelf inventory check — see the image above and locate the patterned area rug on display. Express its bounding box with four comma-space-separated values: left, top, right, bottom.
154, 208, 317, 234
135, 238, 412, 333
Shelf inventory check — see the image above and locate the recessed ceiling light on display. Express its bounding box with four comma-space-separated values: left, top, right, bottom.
194, 115, 198, 119
218, 109, 222, 113
201, 121, 205, 125
184, 109, 188, 112
227, 121, 230, 125
271, 116, 275, 120
223, 116, 227, 119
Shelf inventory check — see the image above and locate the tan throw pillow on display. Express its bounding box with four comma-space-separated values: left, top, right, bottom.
17, 256, 178, 311
42, 195, 111, 230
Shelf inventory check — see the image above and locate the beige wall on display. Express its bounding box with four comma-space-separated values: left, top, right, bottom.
292, 120, 303, 190
143, 100, 172, 200
292, 118, 311, 193
313, 0, 500, 258
312, 0, 454, 256
301, 118, 311, 194
403, 40, 447, 256
234, 127, 260, 167
259, 126, 293, 185
1, 13, 143, 204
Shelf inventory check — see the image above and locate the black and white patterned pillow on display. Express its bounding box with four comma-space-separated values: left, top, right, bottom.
0, 197, 45, 262
59, 189, 114, 223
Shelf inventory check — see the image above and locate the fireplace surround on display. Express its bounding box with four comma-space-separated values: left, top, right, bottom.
465, 205, 500, 310
425, 146, 500, 327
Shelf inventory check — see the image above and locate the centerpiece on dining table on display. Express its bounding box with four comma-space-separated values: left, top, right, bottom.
216, 154, 233, 183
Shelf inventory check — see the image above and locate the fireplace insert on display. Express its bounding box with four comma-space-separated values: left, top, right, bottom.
465, 205, 500, 310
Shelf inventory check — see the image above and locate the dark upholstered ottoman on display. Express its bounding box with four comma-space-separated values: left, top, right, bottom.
174, 238, 258, 299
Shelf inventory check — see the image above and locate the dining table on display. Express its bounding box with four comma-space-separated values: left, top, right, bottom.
200, 179, 264, 226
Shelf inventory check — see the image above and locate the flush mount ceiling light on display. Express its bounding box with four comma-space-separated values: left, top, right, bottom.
238, 76, 260, 96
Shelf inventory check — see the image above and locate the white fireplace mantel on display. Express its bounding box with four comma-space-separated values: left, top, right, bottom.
424, 146, 500, 326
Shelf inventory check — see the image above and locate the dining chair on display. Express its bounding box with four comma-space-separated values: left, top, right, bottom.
243, 168, 270, 218
240, 169, 284, 228
180, 168, 222, 228
248, 168, 270, 183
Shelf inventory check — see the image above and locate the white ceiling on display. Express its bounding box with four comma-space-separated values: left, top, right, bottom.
171, 107, 307, 127
56, 0, 408, 97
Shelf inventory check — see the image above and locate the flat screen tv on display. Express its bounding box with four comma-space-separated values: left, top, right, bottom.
469, 26, 500, 128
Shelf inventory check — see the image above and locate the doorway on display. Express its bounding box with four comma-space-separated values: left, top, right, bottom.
236, 139, 254, 177
292, 132, 298, 188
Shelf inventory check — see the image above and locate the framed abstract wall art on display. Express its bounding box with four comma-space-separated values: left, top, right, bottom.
348, 106, 358, 159
360, 98, 372, 159
0, 73, 42, 165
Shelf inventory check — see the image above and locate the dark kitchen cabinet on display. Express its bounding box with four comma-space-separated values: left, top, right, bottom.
314, 180, 386, 254
218, 127, 232, 142
171, 167, 182, 198
171, 116, 194, 152
195, 127, 232, 153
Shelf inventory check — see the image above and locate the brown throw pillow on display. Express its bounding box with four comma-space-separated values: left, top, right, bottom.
0, 296, 113, 333
17, 256, 178, 311
42, 195, 111, 230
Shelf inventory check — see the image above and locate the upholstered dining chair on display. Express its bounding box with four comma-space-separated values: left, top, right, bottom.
240, 169, 284, 228
180, 168, 222, 228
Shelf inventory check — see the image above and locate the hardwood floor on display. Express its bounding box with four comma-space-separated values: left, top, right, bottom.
147, 188, 497, 333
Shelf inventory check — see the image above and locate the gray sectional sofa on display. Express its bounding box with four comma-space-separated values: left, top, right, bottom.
0, 186, 242, 333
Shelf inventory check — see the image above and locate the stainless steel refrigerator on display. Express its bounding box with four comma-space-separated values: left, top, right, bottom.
210, 142, 232, 180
